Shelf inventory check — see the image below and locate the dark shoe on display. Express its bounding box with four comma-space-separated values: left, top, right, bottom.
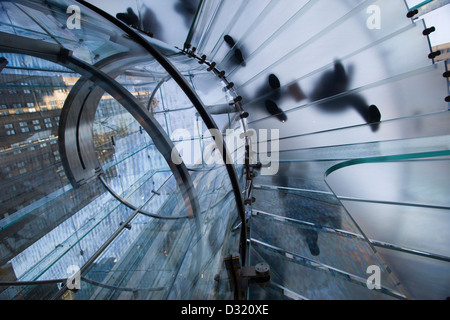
367, 105, 381, 123
265, 100, 287, 122
268, 74, 280, 90
305, 230, 320, 256
234, 48, 245, 65
224, 35, 236, 47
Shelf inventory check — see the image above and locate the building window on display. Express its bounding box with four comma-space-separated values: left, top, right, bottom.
24, 89, 31, 94
19, 122, 27, 127
32, 120, 40, 125
6, 130, 15, 135
13, 103, 22, 108
44, 118, 51, 123
0, 104, 6, 109
21, 127, 30, 133
4, 124, 13, 129
45, 123, 53, 128
27, 102, 35, 107
28, 108, 37, 113
34, 125, 41, 131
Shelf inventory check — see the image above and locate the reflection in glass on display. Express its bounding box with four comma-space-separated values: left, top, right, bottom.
1, 0, 449, 300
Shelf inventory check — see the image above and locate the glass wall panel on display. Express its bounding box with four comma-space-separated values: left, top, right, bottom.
325, 158, 450, 300
0, 0, 246, 300
1, 0, 448, 301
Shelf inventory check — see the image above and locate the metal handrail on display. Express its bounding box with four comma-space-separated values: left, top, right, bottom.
98, 174, 188, 220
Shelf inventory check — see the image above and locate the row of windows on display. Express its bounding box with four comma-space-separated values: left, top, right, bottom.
1, 96, 118, 114
4, 117, 60, 128
3, 117, 60, 134
5, 123, 55, 134
8, 139, 57, 154
14, 151, 60, 168
0, 102, 64, 109
2, 155, 62, 178
0, 107, 61, 116
0, 103, 35, 109
1, 88, 68, 95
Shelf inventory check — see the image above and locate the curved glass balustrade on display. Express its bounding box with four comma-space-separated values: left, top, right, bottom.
0, 0, 449, 300
0, 0, 246, 300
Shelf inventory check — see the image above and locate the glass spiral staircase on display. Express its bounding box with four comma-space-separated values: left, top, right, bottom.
0, 0, 448, 300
